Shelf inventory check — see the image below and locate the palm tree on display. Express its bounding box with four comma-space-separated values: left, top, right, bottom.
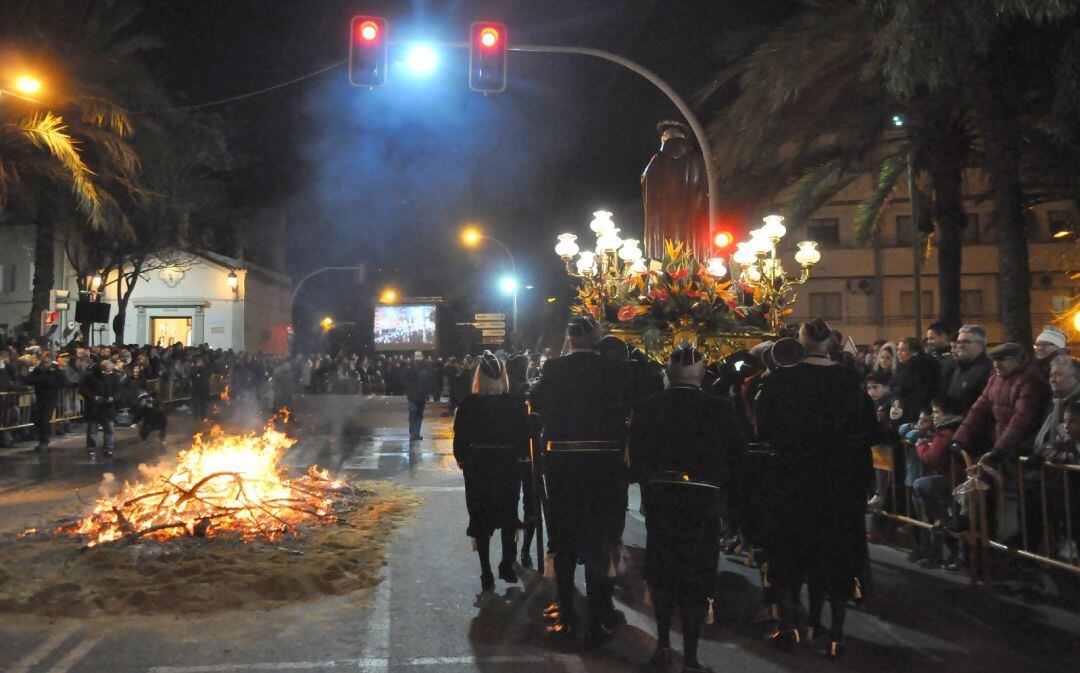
0, 0, 155, 332
700, 0, 1080, 341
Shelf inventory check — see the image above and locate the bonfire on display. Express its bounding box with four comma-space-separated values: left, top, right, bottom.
61, 419, 366, 547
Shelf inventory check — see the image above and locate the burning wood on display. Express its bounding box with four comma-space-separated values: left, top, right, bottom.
60, 421, 365, 547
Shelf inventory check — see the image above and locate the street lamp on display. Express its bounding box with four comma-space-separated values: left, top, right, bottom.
405, 44, 439, 75
227, 270, 239, 296
380, 287, 399, 304
321, 316, 334, 330
14, 76, 42, 95
88, 274, 102, 294
499, 275, 519, 336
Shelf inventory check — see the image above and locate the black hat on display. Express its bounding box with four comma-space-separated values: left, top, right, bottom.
567, 315, 600, 339
772, 338, 805, 367
478, 351, 502, 379
988, 342, 1026, 361
802, 318, 832, 343
598, 335, 628, 361
669, 344, 703, 367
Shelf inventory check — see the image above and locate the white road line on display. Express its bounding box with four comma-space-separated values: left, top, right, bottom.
0, 479, 36, 495
45, 633, 106, 673
363, 569, 392, 673
7, 623, 80, 673
148, 660, 387, 672
410, 486, 465, 492
341, 455, 381, 471
552, 654, 589, 673
404, 656, 546, 666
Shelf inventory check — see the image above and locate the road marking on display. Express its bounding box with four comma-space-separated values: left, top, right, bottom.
0, 479, 36, 495
410, 486, 465, 492
7, 623, 80, 673
148, 655, 574, 672
45, 633, 105, 673
341, 455, 381, 471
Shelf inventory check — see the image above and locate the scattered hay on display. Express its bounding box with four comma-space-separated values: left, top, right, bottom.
0, 481, 418, 617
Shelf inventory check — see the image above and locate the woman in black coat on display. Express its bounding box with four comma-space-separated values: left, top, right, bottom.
453, 352, 530, 592
756, 319, 876, 657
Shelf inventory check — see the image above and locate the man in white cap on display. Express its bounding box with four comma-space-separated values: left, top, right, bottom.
1034, 325, 1070, 380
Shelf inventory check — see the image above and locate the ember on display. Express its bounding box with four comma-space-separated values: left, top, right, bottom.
61, 421, 362, 547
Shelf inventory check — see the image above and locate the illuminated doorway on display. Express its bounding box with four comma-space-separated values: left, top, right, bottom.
151, 317, 192, 347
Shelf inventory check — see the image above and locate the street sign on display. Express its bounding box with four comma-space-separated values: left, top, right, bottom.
481, 329, 505, 337
475, 313, 506, 321
481, 336, 503, 344
475, 321, 505, 329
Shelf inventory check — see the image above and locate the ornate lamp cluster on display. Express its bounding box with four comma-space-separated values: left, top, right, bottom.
555, 211, 647, 318
730, 215, 821, 332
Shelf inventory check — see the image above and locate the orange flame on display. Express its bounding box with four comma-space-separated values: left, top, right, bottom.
63, 421, 343, 547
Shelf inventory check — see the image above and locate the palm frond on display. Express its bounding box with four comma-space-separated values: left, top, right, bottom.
75, 97, 133, 136
853, 152, 908, 245
786, 158, 860, 224
12, 112, 105, 227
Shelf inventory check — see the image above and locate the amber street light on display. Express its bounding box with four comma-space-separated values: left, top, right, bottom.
13, 76, 42, 95
320, 316, 334, 330
379, 288, 399, 304
461, 226, 482, 247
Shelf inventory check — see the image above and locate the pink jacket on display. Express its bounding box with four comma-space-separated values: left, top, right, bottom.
952, 365, 1051, 459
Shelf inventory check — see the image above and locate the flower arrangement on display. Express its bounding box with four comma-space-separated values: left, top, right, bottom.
612, 240, 742, 334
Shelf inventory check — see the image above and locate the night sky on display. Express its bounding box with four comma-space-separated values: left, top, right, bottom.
138, 1, 787, 349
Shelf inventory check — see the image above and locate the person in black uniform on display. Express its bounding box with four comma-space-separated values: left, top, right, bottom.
132, 391, 169, 445
506, 353, 539, 568
453, 352, 530, 592
531, 316, 629, 646
630, 345, 747, 673
755, 319, 875, 657
25, 353, 68, 452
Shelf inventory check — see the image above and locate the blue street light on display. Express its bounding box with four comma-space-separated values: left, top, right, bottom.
405, 44, 439, 75
499, 275, 519, 294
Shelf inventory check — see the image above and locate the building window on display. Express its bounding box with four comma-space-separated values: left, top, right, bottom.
963, 213, 980, 243
961, 290, 984, 318
896, 215, 913, 246
807, 218, 840, 246
809, 292, 842, 320
0, 265, 15, 293
900, 290, 935, 318
1047, 210, 1071, 237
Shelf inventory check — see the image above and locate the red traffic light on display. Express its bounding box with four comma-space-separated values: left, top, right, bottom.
479, 27, 500, 48
45, 311, 59, 325
469, 21, 508, 93
349, 16, 388, 87
714, 231, 735, 249
357, 20, 380, 42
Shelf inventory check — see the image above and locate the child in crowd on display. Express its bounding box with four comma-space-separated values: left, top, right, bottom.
910, 396, 966, 567
865, 371, 897, 513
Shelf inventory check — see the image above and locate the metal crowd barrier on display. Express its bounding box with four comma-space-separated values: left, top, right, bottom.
0, 372, 230, 436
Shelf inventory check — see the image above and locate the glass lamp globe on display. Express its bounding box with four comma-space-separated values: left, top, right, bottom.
596, 227, 622, 252
576, 251, 597, 276
705, 257, 728, 277
618, 238, 643, 262
748, 229, 773, 255
762, 257, 785, 279
760, 214, 787, 241
795, 240, 822, 266
743, 265, 763, 282
555, 233, 580, 259
590, 210, 616, 236
628, 259, 648, 275
732, 242, 757, 266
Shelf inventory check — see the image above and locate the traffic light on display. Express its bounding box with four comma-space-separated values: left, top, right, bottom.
349, 16, 388, 87
469, 21, 508, 93
39, 310, 60, 336
48, 288, 70, 312
713, 230, 735, 251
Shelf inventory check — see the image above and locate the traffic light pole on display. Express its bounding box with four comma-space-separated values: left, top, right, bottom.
510, 43, 719, 255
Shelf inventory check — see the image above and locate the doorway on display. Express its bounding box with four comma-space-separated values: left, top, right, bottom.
151, 317, 192, 347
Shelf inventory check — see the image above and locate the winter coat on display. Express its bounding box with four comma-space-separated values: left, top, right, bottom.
403, 363, 432, 403
893, 353, 941, 423
915, 417, 962, 474
79, 368, 124, 421
25, 365, 68, 408
946, 354, 994, 413
952, 365, 1051, 460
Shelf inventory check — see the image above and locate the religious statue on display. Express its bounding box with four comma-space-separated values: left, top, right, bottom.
641, 120, 709, 259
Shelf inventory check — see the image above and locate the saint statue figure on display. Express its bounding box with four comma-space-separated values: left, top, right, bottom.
641, 121, 709, 259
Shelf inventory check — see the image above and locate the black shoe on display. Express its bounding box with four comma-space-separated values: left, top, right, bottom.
765, 629, 800, 652
520, 552, 533, 569
542, 601, 561, 621
605, 608, 626, 626
545, 616, 576, 641
498, 561, 518, 583
103, 449, 114, 458
918, 556, 943, 570
682, 662, 715, 673
906, 549, 927, 563
583, 622, 614, 648
480, 572, 495, 592
650, 645, 674, 667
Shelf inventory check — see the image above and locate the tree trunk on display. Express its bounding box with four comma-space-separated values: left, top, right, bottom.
29, 217, 55, 336
929, 164, 966, 332
993, 175, 1032, 344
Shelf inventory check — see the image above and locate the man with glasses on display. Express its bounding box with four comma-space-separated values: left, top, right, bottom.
945, 325, 994, 413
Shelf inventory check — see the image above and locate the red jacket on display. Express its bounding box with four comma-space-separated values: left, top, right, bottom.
916, 425, 956, 473
952, 365, 1051, 460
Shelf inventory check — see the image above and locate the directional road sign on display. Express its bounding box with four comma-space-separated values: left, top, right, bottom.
481, 329, 506, 337
475, 313, 506, 321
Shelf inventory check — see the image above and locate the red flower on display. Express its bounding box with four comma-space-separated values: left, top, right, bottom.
648, 288, 670, 302
617, 305, 637, 321
669, 268, 688, 282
